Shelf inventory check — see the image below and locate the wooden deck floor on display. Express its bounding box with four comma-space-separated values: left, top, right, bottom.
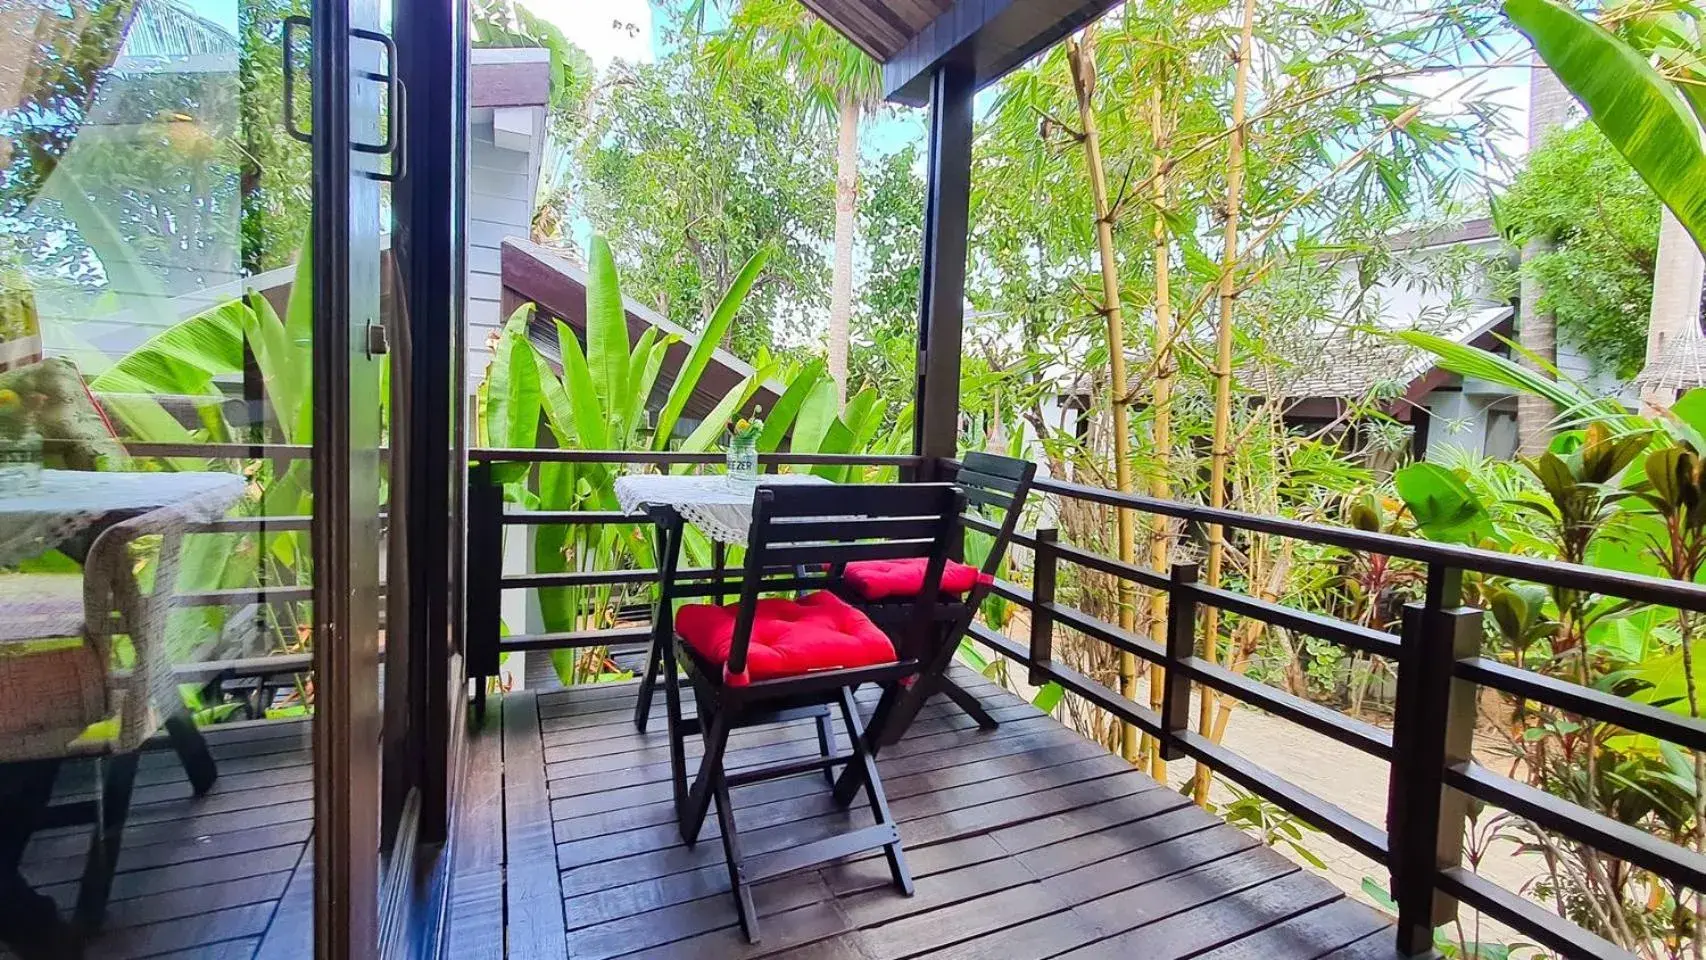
8, 719, 315, 960
446, 665, 1400, 960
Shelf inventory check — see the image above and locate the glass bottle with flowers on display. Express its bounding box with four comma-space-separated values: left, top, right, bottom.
726, 408, 762, 486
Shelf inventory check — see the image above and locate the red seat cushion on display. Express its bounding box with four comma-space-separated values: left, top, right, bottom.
675, 591, 896, 684
843, 557, 991, 602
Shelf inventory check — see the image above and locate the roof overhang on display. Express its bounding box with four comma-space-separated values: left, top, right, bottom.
881, 0, 1121, 105
795, 0, 1122, 107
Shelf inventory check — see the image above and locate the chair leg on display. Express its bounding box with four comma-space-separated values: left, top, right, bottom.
662, 643, 690, 826
75, 751, 139, 930
711, 771, 760, 943
633, 633, 664, 732
832, 681, 902, 806
679, 706, 732, 846
835, 686, 912, 896
636, 512, 683, 733
814, 710, 835, 784
938, 676, 999, 731
164, 713, 217, 796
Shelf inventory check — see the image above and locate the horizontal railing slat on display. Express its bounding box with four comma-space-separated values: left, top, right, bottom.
1177, 656, 1392, 759
1051, 541, 1169, 591
1030, 658, 1163, 737
1046, 601, 1166, 665
1185, 583, 1402, 658
1029, 474, 1706, 613
966, 621, 1030, 665
502, 511, 643, 526
1172, 728, 1388, 861
470, 448, 921, 467
499, 626, 651, 652
1456, 657, 1706, 753
1445, 761, 1706, 893
1437, 867, 1638, 960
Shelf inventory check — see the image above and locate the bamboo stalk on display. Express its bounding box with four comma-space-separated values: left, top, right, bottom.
1068, 28, 1141, 766
1197, 0, 1259, 806
1146, 83, 1175, 780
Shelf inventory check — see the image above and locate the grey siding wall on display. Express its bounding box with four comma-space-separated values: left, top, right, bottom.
466, 103, 544, 393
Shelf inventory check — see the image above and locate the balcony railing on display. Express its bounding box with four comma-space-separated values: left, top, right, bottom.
466, 450, 1706, 960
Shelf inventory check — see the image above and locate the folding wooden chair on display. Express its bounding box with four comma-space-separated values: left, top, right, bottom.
665, 482, 964, 943
834, 452, 1037, 732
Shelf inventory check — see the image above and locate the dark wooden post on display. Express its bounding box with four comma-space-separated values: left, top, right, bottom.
1161, 562, 1198, 761
1390, 564, 1478, 956
464, 460, 505, 719
1028, 527, 1059, 686
911, 62, 975, 478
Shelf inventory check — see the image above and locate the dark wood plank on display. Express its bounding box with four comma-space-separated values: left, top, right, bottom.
1316, 928, 1405, 960
86, 903, 273, 960
611, 899, 853, 960
1056, 870, 1347, 960
456, 673, 1405, 960
564, 872, 833, 959
445, 695, 506, 960
252, 841, 314, 960
1194, 897, 1391, 960
557, 751, 1135, 888
147, 938, 262, 960
502, 692, 570, 960
554, 740, 1114, 866
851, 877, 1071, 959
100, 873, 292, 932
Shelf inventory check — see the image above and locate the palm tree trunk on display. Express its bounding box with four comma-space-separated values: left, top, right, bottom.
1639, 209, 1705, 412
1517, 56, 1570, 454
828, 94, 859, 409
1068, 29, 1141, 767
1198, 0, 1258, 806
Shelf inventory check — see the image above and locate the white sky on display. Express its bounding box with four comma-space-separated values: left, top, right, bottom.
531, 1, 656, 74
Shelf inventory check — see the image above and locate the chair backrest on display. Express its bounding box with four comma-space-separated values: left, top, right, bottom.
728, 482, 965, 679
954, 451, 1038, 581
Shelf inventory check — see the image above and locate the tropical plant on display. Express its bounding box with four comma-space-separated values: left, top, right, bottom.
707, 0, 884, 405
1504, 0, 1706, 257
1495, 123, 1661, 381
478, 234, 915, 683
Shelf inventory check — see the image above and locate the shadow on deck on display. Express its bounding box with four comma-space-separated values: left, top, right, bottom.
8, 719, 315, 960
446, 665, 1400, 960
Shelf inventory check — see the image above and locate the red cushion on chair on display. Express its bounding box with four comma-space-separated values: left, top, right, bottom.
843, 557, 991, 602
675, 591, 897, 683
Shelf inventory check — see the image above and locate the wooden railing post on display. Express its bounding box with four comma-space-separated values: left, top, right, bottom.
1390, 564, 1478, 956
1161, 562, 1198, 761
1028, 527, 1059, 687
465, 460, 505, 718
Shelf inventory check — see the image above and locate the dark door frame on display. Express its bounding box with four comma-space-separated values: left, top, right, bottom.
310, 0, 387, 951
389, 0, 468, 852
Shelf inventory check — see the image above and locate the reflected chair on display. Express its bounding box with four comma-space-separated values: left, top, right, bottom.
0, 509, 218, 930
666, 482, 963, 943
835, 452, 1037, 735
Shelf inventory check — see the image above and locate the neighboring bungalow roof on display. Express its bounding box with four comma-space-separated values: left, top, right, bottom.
1062, 305, 1513, 402
500, 238, 783, 424
1245, 305, 1512, 399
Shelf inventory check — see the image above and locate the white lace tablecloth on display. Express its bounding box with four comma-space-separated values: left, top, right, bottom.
0, 470, 248, 567
613, 473, 831, 545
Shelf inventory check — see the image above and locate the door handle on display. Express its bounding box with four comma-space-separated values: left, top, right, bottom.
351, 27, 405, 183
279, 18, 406, 182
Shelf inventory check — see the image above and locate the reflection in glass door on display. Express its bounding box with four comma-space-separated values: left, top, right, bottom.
0, 0, 407, 954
